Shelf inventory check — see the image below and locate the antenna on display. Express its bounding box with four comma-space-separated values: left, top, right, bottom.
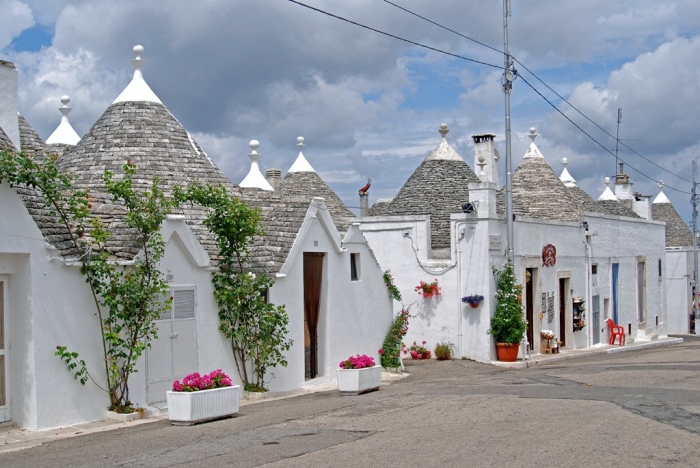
615, 108, 622, 174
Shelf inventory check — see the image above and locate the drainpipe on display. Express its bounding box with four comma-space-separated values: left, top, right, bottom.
456, 221, 466, 358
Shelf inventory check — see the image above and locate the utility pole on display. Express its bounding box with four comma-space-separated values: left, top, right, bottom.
615, 108, 622, 174
503, 0, 515, 261
693, 158, 699, 333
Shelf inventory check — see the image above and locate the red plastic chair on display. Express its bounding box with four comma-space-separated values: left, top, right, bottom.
606, 318, 625, 346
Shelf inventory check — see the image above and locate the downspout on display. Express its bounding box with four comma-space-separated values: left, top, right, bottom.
456, 221, 466, 358
585, 230, 591, 348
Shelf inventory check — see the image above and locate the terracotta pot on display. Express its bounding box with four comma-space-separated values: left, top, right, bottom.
411, 351, 431, 360
469, 302, 479, 309
495, 342, 520, 362
422, 351, 431, 359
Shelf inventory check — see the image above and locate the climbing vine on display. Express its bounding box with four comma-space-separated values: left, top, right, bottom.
0, 151, 173, 412
175, 183, 292, 392
379, 270, 410, 369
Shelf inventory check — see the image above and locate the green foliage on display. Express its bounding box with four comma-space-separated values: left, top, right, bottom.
434, 341, 455, 360
380, 308, 409, 369
1, 151, 173, 411
176, 183, 292, 390
383, 270, 402, 302
489, 261, 527, 344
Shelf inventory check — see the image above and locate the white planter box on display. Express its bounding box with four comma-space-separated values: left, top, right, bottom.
166, 385, 240, 425
337, 365, 382, 395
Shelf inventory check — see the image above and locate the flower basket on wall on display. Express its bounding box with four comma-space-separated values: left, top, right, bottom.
462, 294, 484, 308
415, 279, 441, 298
167, 385, 240, 425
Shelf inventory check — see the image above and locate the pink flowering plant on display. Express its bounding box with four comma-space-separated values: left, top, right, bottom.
339, 354, 376, 370
415, 279, 441, 298
403, 340, 429, 359
172, 369, 233, 392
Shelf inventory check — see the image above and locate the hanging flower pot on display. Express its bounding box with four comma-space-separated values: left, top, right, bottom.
462, 294, 484, 308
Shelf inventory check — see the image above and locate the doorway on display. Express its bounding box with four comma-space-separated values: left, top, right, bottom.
637, 261, 647, 325
0, 278, 8, 423
525, 268, 535, 350
592, 295, 601, 345
147, 287, 198, 404
558, 278, 569, 347
304, 253, 324, 380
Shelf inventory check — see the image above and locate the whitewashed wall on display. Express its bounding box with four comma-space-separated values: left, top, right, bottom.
585, 213, 667, 344
663, 249, 692, 334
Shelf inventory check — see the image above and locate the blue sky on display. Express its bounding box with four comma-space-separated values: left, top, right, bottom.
2, 0, 700, 224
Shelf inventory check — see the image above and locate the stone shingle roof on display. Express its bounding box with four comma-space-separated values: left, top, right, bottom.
381, 130, 480, 249
47, 143, 73, 158
56, 100, 235, 260
17, 114, 49, 160
282, 171, 354, 232
510, 139, 583, 223
1, 122, 75, 252
652, 202, 693, 247
596, 200, 640, 218
567, 186, 599, 212
368, 198, 392, 216
239, 189, 310, 273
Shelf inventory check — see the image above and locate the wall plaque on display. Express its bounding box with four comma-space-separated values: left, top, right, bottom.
542, 244, 556, 267
489, 235, 502, 251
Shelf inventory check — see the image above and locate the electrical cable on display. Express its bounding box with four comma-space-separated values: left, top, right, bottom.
287, 0, 501, 70
381, 0, 692, 185
290, 0, 690, 193
518, 74, 690, 194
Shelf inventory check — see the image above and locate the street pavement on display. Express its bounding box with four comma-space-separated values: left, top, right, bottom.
3, 338, 700, 467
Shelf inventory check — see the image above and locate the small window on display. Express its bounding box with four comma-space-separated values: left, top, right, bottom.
173, 289, 195, 319
591, 264, 598, 275
350, 253, 360, 281
658, 259, 662, 277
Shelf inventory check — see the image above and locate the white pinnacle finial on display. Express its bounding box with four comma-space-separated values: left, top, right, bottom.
288, 135, 315, 172
658, 180, 664, 190
604, 176, 611, 187
439, 123, 449, 139
46, 94, 80, 145
598, 176, 617, 201
653, 179, 671, 203
559, 156, 576, 187
529, 127, 538, 141
561, 157, 568, 167
113, 44, 162, 104
240, 139, 273, 191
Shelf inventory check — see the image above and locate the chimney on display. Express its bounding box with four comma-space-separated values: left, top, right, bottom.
0, 60, 20, 151
265, 168, 282, 190
614, 163, 634, 200
471, 134, 498, 185
358, 178, 371, 217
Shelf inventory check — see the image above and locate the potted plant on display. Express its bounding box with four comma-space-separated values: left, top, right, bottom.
488, 261, 527, 362
337, 354, 382, 395
166, 369, 240, 425
462, 294, 484, 308
403, 341, 431, 360
415, 279, 441, 298
434, 341, 455, 360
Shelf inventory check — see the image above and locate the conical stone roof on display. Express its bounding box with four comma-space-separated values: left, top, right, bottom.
383, 124, 480, 249
57, 100, 235, 259
17, 113, 49, 160
652, 187, 693, 247
281, 137, 354, 232
511, 129, 583, 222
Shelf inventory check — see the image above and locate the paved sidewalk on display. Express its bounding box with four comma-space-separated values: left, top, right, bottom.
0, 337, 687, 453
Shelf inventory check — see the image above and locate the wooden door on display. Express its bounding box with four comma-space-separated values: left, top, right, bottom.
304, 253, 324, 380
559, 278, 566, 347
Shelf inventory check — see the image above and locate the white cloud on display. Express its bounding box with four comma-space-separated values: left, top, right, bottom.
0, 0, 34, 50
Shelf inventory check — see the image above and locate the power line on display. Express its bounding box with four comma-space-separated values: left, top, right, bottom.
381, 0, 692, 185
512, 58, 692, 183
518, 74, 690, 194
287, 0, 501, 70
290, 0, 690, 193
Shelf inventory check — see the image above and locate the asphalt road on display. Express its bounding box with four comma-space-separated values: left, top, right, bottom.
4, 340, 700, 467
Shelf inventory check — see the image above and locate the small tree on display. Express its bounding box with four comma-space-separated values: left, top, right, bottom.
1, 151, 173, 411
177, 183, 292, 391
489, 261, 527, 344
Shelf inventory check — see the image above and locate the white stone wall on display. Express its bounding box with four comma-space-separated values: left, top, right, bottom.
664, 249, 692, 334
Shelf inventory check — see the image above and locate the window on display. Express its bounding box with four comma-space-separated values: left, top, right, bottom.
591, 264, 598, 275
658, 259, 662, 277
350, 253, 360, 281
